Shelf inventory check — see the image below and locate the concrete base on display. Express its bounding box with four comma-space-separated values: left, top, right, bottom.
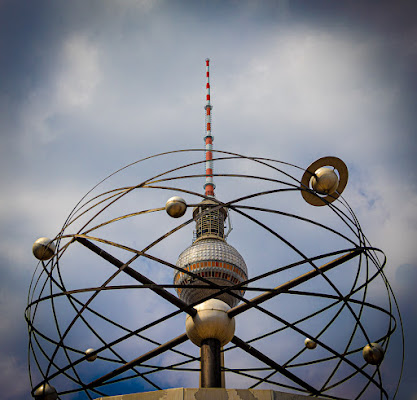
97, 388, 320, 400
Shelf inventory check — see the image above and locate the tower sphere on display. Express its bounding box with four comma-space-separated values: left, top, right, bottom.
33, 384, 58, 400
175, 237, 248, 308
304, 337, 317, 349
174, 199, 247, 308
32, 237, 56, 260
363, 342, 385, 365
85, 348, 97, 362
165, 196, 187, 218
185, 299, 235, 347
310, 167, 339, 195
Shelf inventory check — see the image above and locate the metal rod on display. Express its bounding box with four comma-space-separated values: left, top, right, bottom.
87, 333, 189, 388
228, 248, 364, 318
200, 338, 222, 388
231, 336, 319, 395
76, 237, 197, 317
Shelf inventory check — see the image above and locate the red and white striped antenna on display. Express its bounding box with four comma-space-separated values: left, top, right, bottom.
204, 58, 215, 197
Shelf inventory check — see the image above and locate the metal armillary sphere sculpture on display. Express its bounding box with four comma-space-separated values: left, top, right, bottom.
27, 60, 403, 400
26, 150, 404, 400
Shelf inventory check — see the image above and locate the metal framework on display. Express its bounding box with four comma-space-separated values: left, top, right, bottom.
26, 150, 404, 400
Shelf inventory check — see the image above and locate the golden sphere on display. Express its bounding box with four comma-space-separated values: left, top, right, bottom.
85, 348, 97, 362
310, 167, 339, 195
34, 384, 58, 400
32, 237, 56, 260
304, 337, 317, 349
186, 299, 235, 347
363, 342, 384, 365
165, 196, 187, 218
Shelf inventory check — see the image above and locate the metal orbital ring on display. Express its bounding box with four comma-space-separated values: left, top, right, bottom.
301, 156, 349, 206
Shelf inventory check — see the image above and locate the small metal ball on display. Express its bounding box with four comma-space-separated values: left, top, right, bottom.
85, 348, 97, 362
33, 383, 58, 400
32, 237, 56, 260
304, 337, 317, 350
363, 342, 384, 365
310, 167, 339, 195
165, 196, 187, 218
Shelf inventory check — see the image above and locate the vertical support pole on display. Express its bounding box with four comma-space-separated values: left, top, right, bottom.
200, 338, 222, 388
220, 346, 225, 388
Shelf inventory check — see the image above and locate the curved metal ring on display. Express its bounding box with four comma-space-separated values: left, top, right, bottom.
301, 156, 349, 206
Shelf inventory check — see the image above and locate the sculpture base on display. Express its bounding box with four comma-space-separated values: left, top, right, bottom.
97, 388, 320, 399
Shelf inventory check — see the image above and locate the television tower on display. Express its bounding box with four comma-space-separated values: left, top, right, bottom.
173, 59, 248, 309
172, 59, 249, 387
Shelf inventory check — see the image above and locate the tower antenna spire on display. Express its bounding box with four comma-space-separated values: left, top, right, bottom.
204, 58, 215, 197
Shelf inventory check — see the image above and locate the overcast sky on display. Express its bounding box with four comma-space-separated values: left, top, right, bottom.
0, 1, 416, 399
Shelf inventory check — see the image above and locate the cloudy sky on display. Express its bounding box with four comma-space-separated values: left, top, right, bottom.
0, 1, 416, 399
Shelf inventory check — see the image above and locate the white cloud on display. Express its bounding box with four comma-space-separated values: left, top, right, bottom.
0, 180, 88, 269
349, 165, 417, 278
56, 35, 101, 108
19, 35, 101, 146
217, 28, 400, 165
